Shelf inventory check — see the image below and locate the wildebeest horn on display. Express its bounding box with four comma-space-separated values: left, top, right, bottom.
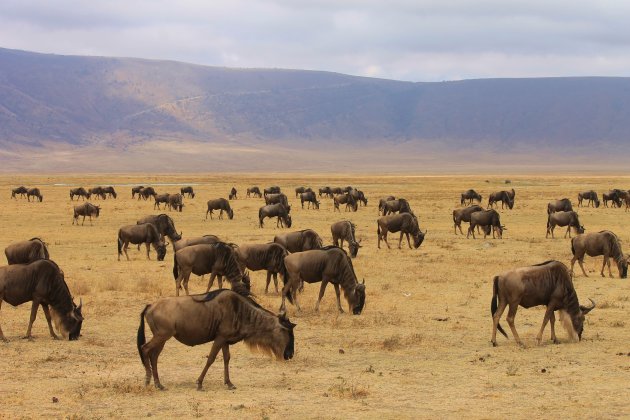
78, 298, 83, 310
424, 229, 428, 234
278, 309, 287, 319
362, 278, 365, 285
580, 298, 596, 314
164, 241, 170, 246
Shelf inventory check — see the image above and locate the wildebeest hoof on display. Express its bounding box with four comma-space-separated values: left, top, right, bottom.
226, 383, 236, 390
22, 335, 34, 341
491, 341, 497, 347
552, 339, 559, 344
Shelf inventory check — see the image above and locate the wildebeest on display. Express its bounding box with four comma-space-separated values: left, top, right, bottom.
273, 229, 323, 253
88, 187, 106, 200
136, 214, 182, 242
180, 186, 195, 198
167, 193, 184, 212
295, 186, 312, 197
27, 188, 43, 202
488, 189, 515, 209
72, 202, 101, 226
246, 186, 262, 198
0, 259, 83, 341
571, 231, 628, 278
206, 198, 234, 220
318, 186, 333, 198
331, 220, 361, 257
624, 191, 630, 212
546, 211, 584, 239
131, 186, 144, 199
264, 186, 281, 197
153, 193, 170, 210
5, 238, 49, 265
172, 235, 220, 253
603, 190, 622, 208
333, 194, 357, 212
331, 187, 343, 195
452, 205, 483, 235
577, 190, 600, 208
377, 213, 426, 249
137, 286, 295, 390
69, 187, 89, 201
467, 209, 504, 239
265, 193, 289, 208
349, 189, 368, 206
547, 198, 573, 214
235, 243, 288, 294
300, 191, 320, 209
139, 187, 157, 201
259, 204, 292, 228
11, 186, 28, 199
378, 196, 396, 215
117, 223, 167, 261
490, 260, 596, 346
102, 186, 117, 199
229, 187, 237, 200
616, 189, 629, 210
381, 198, 412, 216
461, 189, 482, 205
280, 246, 366, 315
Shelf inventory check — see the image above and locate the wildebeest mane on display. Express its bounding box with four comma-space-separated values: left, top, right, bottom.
531, 260, 556, 267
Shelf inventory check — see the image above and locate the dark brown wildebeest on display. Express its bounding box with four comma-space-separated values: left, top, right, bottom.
172, 242, 250, 296
117, 223, 167, 261
331, 220, 361, 257
132, 186, 144, 199
624, 190, 630, 212
280, 246, 366, 314
546, 211, 584, 239
11, 186, 28, 199
602, 190, 622, 208
102, 186, 117, 199
235, 243, 288, 294
295, 186, 312, 197
229, 187, 237, 200
467, 209, 504, 239
349, 189, 368, 206
331, 187, 343, 195
300, 191, 320, 209
88, 187, 106, 200
167, 193, 184, 212
378, 196, 396, 215
5, 238, 49, 265
333, 194, 357, 212
246, 186, 262, 198
273, 229, 323, 253
153, 193, 170, 210
577, 190, 600, 208
381, 198, 412, 216
0, 259, 83, 341
69, 187, 89, 201
139, 187, 157, 201
259, 204, 292, 228
172, 235, 220, 252
180, 186, 195, 198
264, 186, 281, 197
452, 205, 483, 235
72, 202, 101, 226
377, 213, 426, 249
571, 231, 628, 278
487, 189, 515, 209
342, 186, 354, 193
461, 189, 482, 205
547, 198, 573, 214
318, 186, 333, 198
265, 193, 289, 208
136, 214, 182, 242
491, 260, 596, 347
616, 189, 629, 210
137, 286, 295, 390
206, 198, 234, 220
27, 188, 43, 202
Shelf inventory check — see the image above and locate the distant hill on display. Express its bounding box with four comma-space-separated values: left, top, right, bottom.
1, 47, 629, 172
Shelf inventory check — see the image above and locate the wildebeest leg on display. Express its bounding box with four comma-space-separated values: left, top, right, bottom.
146, 339, 167, 390
333, 283, 344, 313
314, 280, 328, 312
536, 306, 555, 345
222, 345, 235, 389
0, 299, 8, 342
491, 299, 508, 346
398, 232, 404, 249
219, 209, 223, 220
24, 299, 40, 339
122, 241, 131, 261
605, 256, 613, 277
272, 273, 279, 293
382, 230, 390, 249
548, 311, 558, 344
146, 243, 151, 260
600, 257, 608, 277
406, 232, 412, 249
207, 273, 218, 292
506, 303, 523, 346
41, 304, 59, 340
196, 339, 224, 390
576, 258, 589, 277
218, 275, 223, 289
564, 226, 571, 238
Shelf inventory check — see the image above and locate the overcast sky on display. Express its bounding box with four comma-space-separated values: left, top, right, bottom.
2, 0, 630, 81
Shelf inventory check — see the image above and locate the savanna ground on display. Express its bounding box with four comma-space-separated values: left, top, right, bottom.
0, 173, 628, 419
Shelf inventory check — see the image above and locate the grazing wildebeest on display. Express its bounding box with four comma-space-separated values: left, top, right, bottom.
273, 229, 323, 253
180, 186, 195, 198
333, 194, 357, 212
0, 259, 83, 341
137, 214, 182, 242
259, 204, 292, 228
491, 260, 596, 347
235, 243, 288, 294
488, 189, 515, 209
172, 242, 250, 296
69, 187, 89, 201
378, 196, 396, 215
11, 186, 28, 199
547, 198, 573, 214
381, 198, 412, 216
153, 193, 170, 210
571, 231, 628, 278
349, 189, 368, 206
102, 186, 117, 199
577, 190, 600, 208
318, 186, 333, 198
452, 205, 483, 235
295, 187, 312, 197
265, 193, 289, 208
88, 187, 106, 200
72, 202, 101, 226
167, 193, 184, 212
461, 189, 482, 205
331, 220, 361, 257
616, 189, 629, 210
331, 187, 343, 195
467, 209, 504, 239
246, 186, 262, 198
300, 191, 320, 209
264, 186, 281, 197
603, 190, 622, 208
27, 188, 43, 202
139, 187, 157, 201
117, 223, 167, 261
137, 286, 295, 390
280, 246, 366, 314
546, 211, 584, 239
377, 213, 426, 249
5, 238, 49, 265
132, 186, 144, 199
229, 187, 237, 200
206, 198, 234, 220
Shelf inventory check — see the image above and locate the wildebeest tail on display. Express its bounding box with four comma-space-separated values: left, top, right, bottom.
491, 276, 508, 338
281, 260, 293, 304
258, 208, 264, 227
117, 234, 122, 257
137, 305, 150, 365
570, 237, 576, 256
173, 252, 179, 280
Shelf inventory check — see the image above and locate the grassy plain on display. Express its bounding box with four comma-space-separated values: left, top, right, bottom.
0, 174, 628, 419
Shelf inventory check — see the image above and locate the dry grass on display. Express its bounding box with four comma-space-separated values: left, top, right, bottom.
0, 173, 629, 418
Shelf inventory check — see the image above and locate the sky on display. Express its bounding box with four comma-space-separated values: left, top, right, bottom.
2, 0, 630, 82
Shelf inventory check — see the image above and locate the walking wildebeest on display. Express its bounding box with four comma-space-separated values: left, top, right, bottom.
280, 246, 366, 314
27, 188, 43, 202
132, 186, 144, 199
318, 186, 333, 198
467, 209, 504, 239
102, 186, 117, 199
488, 189, 515, 209
273, 229, 323, 253
547, 198, 573, 214
69, 187, 89, 201
377, 213, 426, 249
333, 194, 357, 212
117, 223, 167, 261
265, 193, 289, 208
491, 260, 596, 347
5, 238, 49, 265
137, 286, 295, 390
180, 186, 195, 198
295, 187, 312, 197
461, 189, 482, 205
577, 190, 600, 208
246, 186, 262, 198
235, 243, 288, 294
88, 187, 106, 200
300, 191, 320, 209
571, 230, 629, 278
206, 198, 234, 220
603, 190, 622, 208
381, 198, 412, 216
264, 186, 281, 197
546, 211, 584, 239
137, 214, 182, 242
167, 194, 184, 212
0, 259, 83, 341
378, 196, 396, 215
229, 187, 237, 200
259, 204, 292, 228
452, 205, 483, 235
11, 186, 28, 199
139, 187, 157, 201
349, 189, 368, 206
72, 202, 101, 226
331, 220, 361, 257
153, 193, 170, 210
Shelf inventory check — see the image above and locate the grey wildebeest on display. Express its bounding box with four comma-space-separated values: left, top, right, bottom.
571, 231, 628, 278
602, 190, 622, 208
349, 189, 368, 206
381, 198, 412, 216
131, 186, 144, 198
153, 193, 170, 210
137, 214, 182, 242
180, 186, 195, 198
452, 205, 483, 235
331, 220, 361, 258
461, 189, 482, 205
139, 187, 157, 200
229, 187, 237, 200
69, 187, 89, 201
72, 202, 101, 226
0, 259, 83, 341
88, 187, 106, 200
488, 189, 515, 209
547, 198, 573, 214
27, 188, 43, 202
467, 209, 504, 239
235, 243, 288, 294
546, 211, 584, 239
5, 238, 49, 265
259, 204, 292, 228
273, 229, 323, 253
137, 286, 295, 390
172, 242, 250, 296
167, 193, 184, 212
333, 194, 357, 212
246, 186, 262, 198
117, 223, 167, 261
577, 190, 600, 208
264, 186, 281, 197
319, 186, 333, 198
377, 213, 426, 249
491, 260, 596, 347
378, 196, 396, 215
206, 198, 234, 220
265, 193, 289, 208
280, 246, 366, 315
11, 186, 28, 199
103, 186, 117, 199
300, 191, 320, 209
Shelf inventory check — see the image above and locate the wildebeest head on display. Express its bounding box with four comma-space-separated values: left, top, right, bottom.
54, 298, 84, 341
576, 225, 585, 235
95, 206, 101, 218
413, 230, 427, 248
156, 239, 168, 261
228, 208, 234, 220
616, 255, 629, 279
285, 215, 292, 228
278, 312, 296, 360
572, 298, 596, 340
594, 198, 600, 208
348, 239, 362, 258
352, 280, 366, 315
